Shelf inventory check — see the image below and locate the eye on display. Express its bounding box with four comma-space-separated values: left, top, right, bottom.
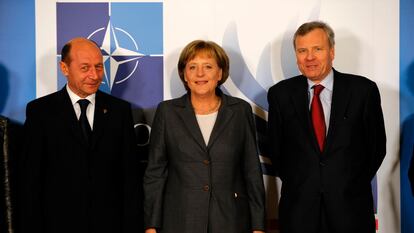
297, 48, 306, 53
95, 64, 103, 71
188, 65, 196, 70
80, 66, 89, 72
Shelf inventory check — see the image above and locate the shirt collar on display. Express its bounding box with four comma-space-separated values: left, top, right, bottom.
307, 69, 334, 92
66, 84, 96, 106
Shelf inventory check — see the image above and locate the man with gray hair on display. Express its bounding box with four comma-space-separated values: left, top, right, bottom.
267, 21, 386, 233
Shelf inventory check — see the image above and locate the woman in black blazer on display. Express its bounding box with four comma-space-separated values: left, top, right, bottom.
144, 40, 265, 233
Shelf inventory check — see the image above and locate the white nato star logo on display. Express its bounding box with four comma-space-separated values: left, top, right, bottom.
88, 20, 143, 90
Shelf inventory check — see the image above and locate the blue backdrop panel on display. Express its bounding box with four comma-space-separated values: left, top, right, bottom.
400, 0, 414, 232
56, 2, 163, 109
0, 0, 36, 123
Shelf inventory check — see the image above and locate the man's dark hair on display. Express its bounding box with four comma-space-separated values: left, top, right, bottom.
61, 43, 72, 64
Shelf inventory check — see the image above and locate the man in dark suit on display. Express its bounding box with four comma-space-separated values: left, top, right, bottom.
20, 38, 140, 233
267, 21, 386, 233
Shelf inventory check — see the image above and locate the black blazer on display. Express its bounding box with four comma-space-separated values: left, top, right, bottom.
0, 116, 22, 233
267, 69, 386, 233
20, 87, 140, 233
409, 144, 414, 196
144, 92, 265, 233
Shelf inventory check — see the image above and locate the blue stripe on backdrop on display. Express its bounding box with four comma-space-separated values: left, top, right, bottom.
0, 0, 36, 123
400, 0, 414, 232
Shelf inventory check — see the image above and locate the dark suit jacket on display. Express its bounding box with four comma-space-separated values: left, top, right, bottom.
409, 144, 414, 196
267, 69, 386, 233
0, 116, 22, 233
20, 87, 140, 233
143, 92, 265, 233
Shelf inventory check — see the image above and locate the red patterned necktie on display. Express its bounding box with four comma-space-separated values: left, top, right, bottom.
311, 85, 326, 152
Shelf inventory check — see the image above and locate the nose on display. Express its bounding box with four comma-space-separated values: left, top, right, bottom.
306, 51, 315, 60
196, 67, 204, 77
88, 67, 101, 80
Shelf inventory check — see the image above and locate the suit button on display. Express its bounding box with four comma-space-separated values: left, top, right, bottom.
203, 185, 210, 191
203, 160, 210, 165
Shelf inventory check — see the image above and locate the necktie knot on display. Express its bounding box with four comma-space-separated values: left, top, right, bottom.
78, 99, 90, 114
313, 85, 324, 96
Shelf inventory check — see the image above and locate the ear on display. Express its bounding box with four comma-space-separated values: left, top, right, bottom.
330, 47, 335, 61
59, 61, 69, 76
218, 69, 223, 81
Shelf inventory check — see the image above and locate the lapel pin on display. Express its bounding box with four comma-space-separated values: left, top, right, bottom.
103, 109, 108, 114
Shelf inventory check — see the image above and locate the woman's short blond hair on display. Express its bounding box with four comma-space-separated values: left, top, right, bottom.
177, 40, 230, 91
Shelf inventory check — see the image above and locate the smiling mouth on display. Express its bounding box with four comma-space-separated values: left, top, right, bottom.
306, 65, 319, 69
195, 81, 208, 85
86, 83, 100, 87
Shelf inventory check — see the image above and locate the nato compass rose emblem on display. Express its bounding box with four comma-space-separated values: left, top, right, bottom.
88, 20, 143, 93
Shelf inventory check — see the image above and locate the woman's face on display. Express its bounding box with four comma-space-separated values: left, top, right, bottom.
184, 52, 222, 98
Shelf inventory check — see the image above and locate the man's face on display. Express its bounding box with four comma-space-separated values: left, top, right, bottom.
295, 28, 335, 83
60, 40, 104, 98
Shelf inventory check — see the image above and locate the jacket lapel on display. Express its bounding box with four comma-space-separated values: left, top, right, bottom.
323, 70, 351, 156
291, 76, 320, 153
207, 94, 234, 148
175, 94, 207, 150
90, 91, 108, 149
58, 87, 88, 147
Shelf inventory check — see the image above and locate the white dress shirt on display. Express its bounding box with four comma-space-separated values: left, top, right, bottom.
307, 69, 334, 132
66, 85, 96, 129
